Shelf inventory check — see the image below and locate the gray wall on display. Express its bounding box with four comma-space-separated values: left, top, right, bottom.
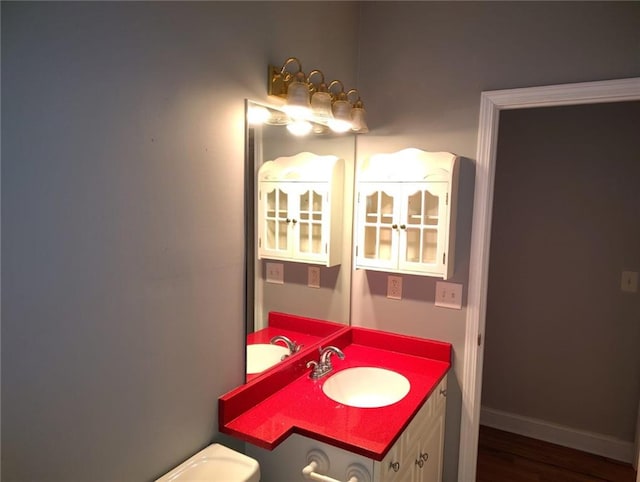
3, 2, 640, 481
1, 2, 358, 480
354, 2, 640, 480
482, 101, 640, 442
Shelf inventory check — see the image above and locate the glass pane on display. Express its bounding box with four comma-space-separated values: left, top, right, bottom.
299, 223, 309, 253
312, 192, 323, 221
379, 227, 392, 261
406, 228, 420, 263
312, 223, 322, 253
266, 220, 275, 249
424, 191, 439, 226
278, 220, 288, 250
276, 191, 289, 219
313, 192, 322, 212
364, 226, 377, 259
407, 191, 422, 225
300, 191, 310, 220
266, 190, 276, 218
366, 192, 379, 219
381, 192, 393, 221
422, 229, 437, 263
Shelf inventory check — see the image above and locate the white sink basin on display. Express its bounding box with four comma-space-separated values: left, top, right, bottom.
322, 367, 410, 408
246, 344, 290, 375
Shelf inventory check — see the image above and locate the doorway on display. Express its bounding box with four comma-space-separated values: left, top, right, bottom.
480, 101, 640, 470
456, 78, 640, 482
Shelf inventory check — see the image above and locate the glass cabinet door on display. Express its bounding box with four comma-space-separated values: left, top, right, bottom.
259, 182, 291, 258
398, 182, 448, 273
295, 185, 326, 262
356, 184, 399, 270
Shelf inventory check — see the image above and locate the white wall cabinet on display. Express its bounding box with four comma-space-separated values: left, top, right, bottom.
258, 152, 344, 267
246, 376, 447, 482
355, 149, 459, 279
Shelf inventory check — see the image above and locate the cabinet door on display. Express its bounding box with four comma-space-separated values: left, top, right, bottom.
415, 378, 447, 482
294, 184, 328, 263
398, 182, 448, 275
356, 184, 400, 271
411, 415, 444, 482
378, 436, 412, 482
258, 182, 292, 260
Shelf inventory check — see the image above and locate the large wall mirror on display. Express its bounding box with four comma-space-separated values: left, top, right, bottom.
243, 100, 356, 382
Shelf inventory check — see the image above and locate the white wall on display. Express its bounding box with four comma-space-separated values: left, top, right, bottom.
1, 2, 358, 480
355, 2, 640, 480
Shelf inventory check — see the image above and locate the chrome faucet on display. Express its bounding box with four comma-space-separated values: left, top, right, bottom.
270, 335, 302, 360
306, 346, 345, 379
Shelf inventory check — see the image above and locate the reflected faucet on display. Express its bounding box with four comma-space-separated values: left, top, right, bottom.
306, 346, 345, 380
270, 335, 302, 360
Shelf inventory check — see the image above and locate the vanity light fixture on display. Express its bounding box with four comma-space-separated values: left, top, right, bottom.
349, 90, 369, 133
267, 57, 368, 134
327, 80, 352, 133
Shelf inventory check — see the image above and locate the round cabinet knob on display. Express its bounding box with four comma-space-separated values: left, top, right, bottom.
421, 452, 429, 462
389, 461, 400, 473
286, 218, 291, 223
415, 458, 424, 468
392, 224, 398, 230
400, 224, 407, 230
292, 219, 298, 224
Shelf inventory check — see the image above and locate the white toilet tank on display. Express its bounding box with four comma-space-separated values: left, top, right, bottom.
156, 443, 260, 482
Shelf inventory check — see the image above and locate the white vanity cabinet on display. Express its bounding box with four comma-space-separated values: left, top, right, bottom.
257, 152, 344, 267
355, 149, 459, 279
377, 377, 447, 482
245, 376, 447, 482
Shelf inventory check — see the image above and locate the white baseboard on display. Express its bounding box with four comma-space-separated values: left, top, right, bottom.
480, 406, 635, 464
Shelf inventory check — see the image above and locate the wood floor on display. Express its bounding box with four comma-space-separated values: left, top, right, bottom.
476, 426, 637, 482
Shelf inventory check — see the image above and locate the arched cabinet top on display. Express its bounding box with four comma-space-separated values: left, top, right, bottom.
358, 148, 458, 182
259, 152, 342, 182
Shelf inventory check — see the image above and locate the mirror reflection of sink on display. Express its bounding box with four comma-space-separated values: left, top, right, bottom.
322, 367, 411, 408
246, 344, 290, 375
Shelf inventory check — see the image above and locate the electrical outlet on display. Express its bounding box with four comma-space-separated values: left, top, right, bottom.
308, 266, 320, 288
387, 275, 403, 300
265, 262, 284, 284
621, 271, 638, 293
435, 281, 463, 309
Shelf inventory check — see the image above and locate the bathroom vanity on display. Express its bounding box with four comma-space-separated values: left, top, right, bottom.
245, 376, 446, 482
220, 319, 451, 482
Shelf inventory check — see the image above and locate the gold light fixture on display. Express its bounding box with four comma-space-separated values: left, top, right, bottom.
348, 89, 369, 133
327, 80, 352, 133
267, 57, 368, 135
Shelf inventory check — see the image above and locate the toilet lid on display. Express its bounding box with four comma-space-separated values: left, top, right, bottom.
156, 444, 260, 482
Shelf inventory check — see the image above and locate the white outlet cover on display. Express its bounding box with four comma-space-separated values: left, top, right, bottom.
387, 275, 402, 300
265, 262, 284, 284
435, 281, 463, 309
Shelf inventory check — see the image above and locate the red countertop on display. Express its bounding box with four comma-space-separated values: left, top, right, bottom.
220, 325, 451, 461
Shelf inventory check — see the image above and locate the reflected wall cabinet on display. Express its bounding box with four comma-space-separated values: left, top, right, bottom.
355, 149, 459, 279
258, 152, 344, 267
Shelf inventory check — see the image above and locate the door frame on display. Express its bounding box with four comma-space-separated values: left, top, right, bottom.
457, 77, 640, 482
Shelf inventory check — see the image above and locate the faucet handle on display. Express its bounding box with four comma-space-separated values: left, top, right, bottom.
270, 335, 301, 355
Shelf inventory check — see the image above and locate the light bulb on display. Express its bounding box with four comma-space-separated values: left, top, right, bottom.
247, 105, 271, 125
286, 119, 312, 136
